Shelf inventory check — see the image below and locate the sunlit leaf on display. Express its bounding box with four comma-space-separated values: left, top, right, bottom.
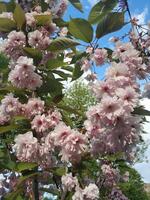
88, 0, 118, 24
0, 18, 16, 32
13, 4, 25, 30
96, 12, 125, 38
47, 38, 79, 52
68, 18, 93, 42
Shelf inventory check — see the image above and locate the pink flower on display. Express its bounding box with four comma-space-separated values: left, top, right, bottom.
106, 62, 129, 78
28, 30, 43, 47
25, 12, 36, 27
47, 109, 62, 128
13, 131, 38, 162
61, 130, 87, 162
91, 80, 114, 99
83, 183, 99, 200
99, 96, 123, 121
25, 98, 45, 118
61, 173, 78, 191
8, 56, 42, 90
31, 114, 49, 133
51, 122, 71, 146
116, 86, 139, 108
81, 59, 91, 72
93, 48, 108, 66
72, 186, 83, 200
0, 93, 21, 116
28, 30, 50, 49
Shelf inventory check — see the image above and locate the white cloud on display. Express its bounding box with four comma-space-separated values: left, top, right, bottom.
133, 7, 148, 24
88, 0, 99, 6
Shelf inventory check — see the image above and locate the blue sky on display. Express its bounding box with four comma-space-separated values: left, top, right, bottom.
65, 0, 150, 183
64, 0, 150, 79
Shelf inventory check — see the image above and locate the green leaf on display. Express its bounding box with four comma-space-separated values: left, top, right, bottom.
52, 70, 71, 80
133, 106, 150, 116
72, 62, 83, 81
0, 18, 16, 32
16, 162, 38, 172
38, 73, 63, 98
47, 38, 80, 52
88, 0, 118, 24
68, 0, 83, 12
68, 18, 93, 43
53, 167, 66, 176
46, 59, 67, 70
34, 14, 51, 26
53, 18, 68, 27
23, 47, 42, 64
0, 53, 9, 70
0, 124, 18, 134
13, 4, 25, 30
0, 3, 7, 13
71, 52, 87, 64
96, 12, 125, 38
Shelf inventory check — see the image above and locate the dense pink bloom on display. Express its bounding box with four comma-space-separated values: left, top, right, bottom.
2, 31, 26, 60
61, 173, 78, 191
109, 187, 128, 200
93, 48, 108, 66
101, 164, 119, 187
13, 131, 38, 162
25, 98, 45, 118
8, 56, 43, 90
72, 186, 83, 200
31, 114, 49, 133
60, 130, 87, 162
0, 93, 21, 116
51, 122, 72, 146
83, 183, 99, 200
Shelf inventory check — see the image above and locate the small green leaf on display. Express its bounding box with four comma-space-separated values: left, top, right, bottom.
53, 70, 71, 80
0, 3, 7, 13
0, 124, 18, 134
72, 62, 83, 81
88, 0, 118, 24
16, 162, 38, 172
38, 73, 63, 98
0, 18, 16, 32
34, 14, 51, 26
68, 18, 93, 43
96, 12, 125, 38
23, 47, 42, 64
133, 106, 150, 116
53, 167, 66, 176
46, 59, 67, 70
47, 38, 80, 52
68, 0, 83, 12
13, 4, 25, 30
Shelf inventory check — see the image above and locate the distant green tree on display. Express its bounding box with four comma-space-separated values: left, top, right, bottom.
61, 80, 97, 127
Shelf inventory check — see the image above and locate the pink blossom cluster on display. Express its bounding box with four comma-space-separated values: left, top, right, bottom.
45, 0, 68, 18
13, 130, 54, 166
101, 164, 119, 188
61, 173, 78, 191
72, 183, 99, 200
81, 48, 108, 72
109, 187, 128, 200
2, 31, 26, 60
85, 42, 142, 158
51, 122, 87, 162
0, 93, 22, 125
8, 56, 42, 90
